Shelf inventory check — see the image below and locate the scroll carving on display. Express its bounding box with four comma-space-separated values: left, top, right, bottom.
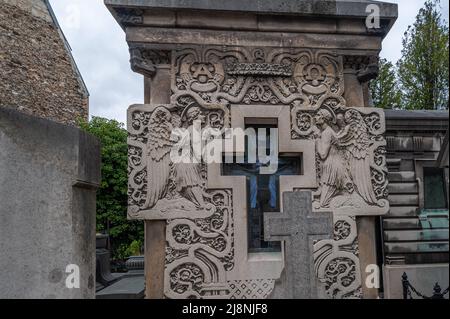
314, 215, 362, 299
129, 48, 171, 77
171, 47, 344, 108
165, 189, 235, 298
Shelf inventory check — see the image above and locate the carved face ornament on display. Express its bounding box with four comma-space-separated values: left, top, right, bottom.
181, 62, 225, 93
185, 106, 206, 125
305, 64, 326, 86
315, 109, 334, 127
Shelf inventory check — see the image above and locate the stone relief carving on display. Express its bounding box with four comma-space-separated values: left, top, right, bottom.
165, 189, 235, 298
171, 47, 344, 108
313, 215, 362, 299
290, 99, 388, 299
128, 44, 388, 299
128, 102, 227, 220
292, 101, 389, 216
129, 47, 171, 77
227, 279, 276, 299
343, 55, 380, 83
128, 101, 243, 299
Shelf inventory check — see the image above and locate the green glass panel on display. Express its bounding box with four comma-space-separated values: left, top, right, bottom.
423, 167, 448, 209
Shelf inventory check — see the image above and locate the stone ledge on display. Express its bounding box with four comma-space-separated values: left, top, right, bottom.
105, 0, 398, 37
105, 0, 397, 19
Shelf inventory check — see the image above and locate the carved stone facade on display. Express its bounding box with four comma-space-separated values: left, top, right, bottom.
126, 46, 389, 299
106, 0, 398, 299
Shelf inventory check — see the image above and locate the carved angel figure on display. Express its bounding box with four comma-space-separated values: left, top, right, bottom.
144, 105, 209, 211
173, 106, 208, 209
314, 108, 352, 208
336, 109, 378, 205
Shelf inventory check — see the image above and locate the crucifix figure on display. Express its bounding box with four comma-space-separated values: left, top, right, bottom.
222, 125, 302, 252
264, 191, 333, 298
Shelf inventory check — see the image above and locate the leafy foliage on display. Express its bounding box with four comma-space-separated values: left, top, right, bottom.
370, 58, 402, 109
397, 0, 449, 110
79, 117, 143, 260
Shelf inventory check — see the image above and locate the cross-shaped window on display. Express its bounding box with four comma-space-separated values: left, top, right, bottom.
222, 122, 302, 253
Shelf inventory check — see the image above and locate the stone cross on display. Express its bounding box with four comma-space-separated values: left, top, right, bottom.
264, 191, 333, 298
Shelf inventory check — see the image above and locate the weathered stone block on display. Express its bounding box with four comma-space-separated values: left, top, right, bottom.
0, 108, 100, 298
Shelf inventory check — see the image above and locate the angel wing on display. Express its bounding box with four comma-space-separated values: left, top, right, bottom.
145, 107, 174, 209
338, 111, 377, 204
337, 110, 370, 159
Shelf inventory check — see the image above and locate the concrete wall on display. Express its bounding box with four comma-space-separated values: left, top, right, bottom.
383, 264, 449, 299
0, 0, 89, 126
0, 108, 100, 298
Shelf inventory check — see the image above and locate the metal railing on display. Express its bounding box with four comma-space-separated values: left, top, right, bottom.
402, 272, 449, 299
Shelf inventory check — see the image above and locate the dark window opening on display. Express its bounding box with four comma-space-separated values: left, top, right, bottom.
222, 123, 301, 253
423, 167, 448, 209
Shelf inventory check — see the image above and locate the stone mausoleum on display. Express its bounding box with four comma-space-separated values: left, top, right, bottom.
104, 0, 448, 299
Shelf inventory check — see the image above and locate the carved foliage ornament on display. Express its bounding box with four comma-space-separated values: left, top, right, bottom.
313, 215, 362, 299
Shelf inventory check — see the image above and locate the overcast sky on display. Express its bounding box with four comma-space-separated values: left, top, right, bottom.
49, 0, 449, 124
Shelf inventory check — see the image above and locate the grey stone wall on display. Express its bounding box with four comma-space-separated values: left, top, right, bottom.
0, 0, 88, 126
0, 108, 100, 298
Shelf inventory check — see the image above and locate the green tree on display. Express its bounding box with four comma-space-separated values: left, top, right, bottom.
397, 0, 449, 110
370, 58, 402, 109
80, 117, 143, 260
